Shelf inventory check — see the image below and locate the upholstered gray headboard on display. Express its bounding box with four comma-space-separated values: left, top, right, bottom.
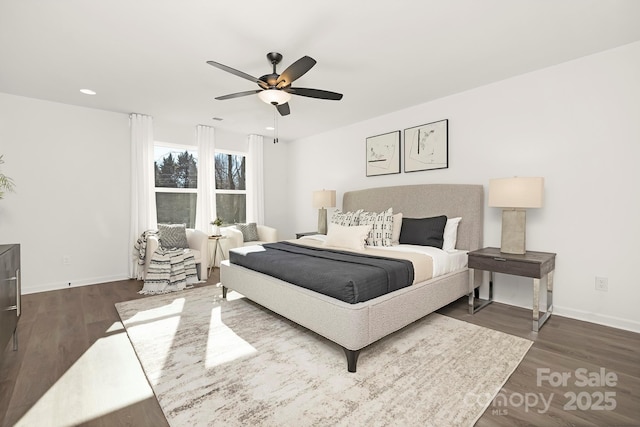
342, 184, 484, 251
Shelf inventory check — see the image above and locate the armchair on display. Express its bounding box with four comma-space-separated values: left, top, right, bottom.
144, 228, 209, 280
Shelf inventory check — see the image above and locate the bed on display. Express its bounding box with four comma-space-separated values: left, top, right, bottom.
220, 184, 484, 372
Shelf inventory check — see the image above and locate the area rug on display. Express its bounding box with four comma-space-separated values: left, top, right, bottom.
115, 286, 532, 427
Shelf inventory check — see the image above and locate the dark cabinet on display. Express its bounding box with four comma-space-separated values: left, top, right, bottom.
1, 244, 20, 354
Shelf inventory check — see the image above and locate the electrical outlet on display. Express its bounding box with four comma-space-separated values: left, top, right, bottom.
62, 255, 71, 265
595, 276, 608, 292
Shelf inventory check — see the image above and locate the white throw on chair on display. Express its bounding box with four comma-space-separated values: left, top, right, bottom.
144, 228, 209, 280
216, 224, 278, 266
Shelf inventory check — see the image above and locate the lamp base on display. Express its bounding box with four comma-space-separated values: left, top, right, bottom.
318, 208, 328, 235
501, 209, 526, 255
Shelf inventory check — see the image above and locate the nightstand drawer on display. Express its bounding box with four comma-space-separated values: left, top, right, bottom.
467, 247, 555, 279
468, 256, 541, 278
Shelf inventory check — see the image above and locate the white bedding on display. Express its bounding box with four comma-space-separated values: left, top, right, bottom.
299, 234, 467, 279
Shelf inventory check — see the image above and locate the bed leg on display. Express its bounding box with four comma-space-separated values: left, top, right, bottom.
343, 348, 361, 373
222, 286, 227, 299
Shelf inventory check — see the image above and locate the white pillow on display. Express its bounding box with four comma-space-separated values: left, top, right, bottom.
443, 217, 462, 251
392, 212, 403, 245
324, 223, 372, 251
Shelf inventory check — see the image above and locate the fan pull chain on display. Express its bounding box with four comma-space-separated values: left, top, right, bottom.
273, 109, 279, 143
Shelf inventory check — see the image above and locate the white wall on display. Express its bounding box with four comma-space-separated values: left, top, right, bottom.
275, 41, 640, 332
263, 140, 289, 238
154, 119, 248, 152
0, 93, 131, 293
0, 96, 257, 294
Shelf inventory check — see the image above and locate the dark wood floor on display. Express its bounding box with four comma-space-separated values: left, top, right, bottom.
438, 301, 640, 426
1, 271, 639, 426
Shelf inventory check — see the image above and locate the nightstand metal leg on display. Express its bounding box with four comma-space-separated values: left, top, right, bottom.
547, 270, 554, 315
468, 269, 494, 314
468, 269, 475, 313
532, 270, 554, 332
533, 278, 541, 331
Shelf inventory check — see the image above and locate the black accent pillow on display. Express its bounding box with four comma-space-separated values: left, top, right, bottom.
398, 215, 448, 248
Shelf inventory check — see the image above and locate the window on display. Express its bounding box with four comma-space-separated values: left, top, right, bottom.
154, 143, 198, 227
215, 151, 246, 224
153, 144, 248, 228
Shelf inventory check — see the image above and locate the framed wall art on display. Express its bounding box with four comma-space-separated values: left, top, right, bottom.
366, 130, 400, 177
404, 119, 448, 172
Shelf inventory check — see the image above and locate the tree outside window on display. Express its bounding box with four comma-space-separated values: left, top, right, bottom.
154, 145, 198, 227
215, 152, 246, 224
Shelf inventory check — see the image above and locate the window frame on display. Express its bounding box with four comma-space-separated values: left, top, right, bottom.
154, 141, 199, 192
214, 148, 247, 196
154, 141, 199, 226
151, 143, 250, 226
214, 148, 247, 224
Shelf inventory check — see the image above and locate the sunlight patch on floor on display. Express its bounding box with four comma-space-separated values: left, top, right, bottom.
224, 290, 244, 301
121, 297, 185, 385
15, 325, 154, 427
125, 296, 186, 324
205, 305, 256, 369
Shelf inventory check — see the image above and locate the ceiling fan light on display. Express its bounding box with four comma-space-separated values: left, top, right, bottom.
258, 89, 291, 105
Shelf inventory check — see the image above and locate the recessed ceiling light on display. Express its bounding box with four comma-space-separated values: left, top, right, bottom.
265, 126, 275, 130
80, 89, 96, 95
211, 117, 223, 121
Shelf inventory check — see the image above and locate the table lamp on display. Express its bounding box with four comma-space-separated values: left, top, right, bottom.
488, 177, 544, 254
312, 190, 336, 234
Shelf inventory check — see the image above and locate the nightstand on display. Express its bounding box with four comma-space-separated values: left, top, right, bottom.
468, 247, 556, 332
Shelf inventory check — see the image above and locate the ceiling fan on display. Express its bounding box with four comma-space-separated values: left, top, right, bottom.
206, 52, 343, 116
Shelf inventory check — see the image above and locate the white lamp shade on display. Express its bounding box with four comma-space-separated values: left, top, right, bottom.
488, 177, 544, 208
312, 190, 336, 208
258, 89, 291, 105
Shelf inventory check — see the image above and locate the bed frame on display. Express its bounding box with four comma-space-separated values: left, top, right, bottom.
221, 184, 484, 372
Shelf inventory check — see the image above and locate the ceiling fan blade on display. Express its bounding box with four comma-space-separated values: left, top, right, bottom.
215, 90, 261, 100
206, 60, 263, 85
276, 56, 316, 88
276, 102, 290, 116
288, 87, 343, 101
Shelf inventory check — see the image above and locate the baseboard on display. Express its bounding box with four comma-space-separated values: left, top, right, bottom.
553, 305, 640, 334
22, 274, 132, 295
490, 294, 640, 334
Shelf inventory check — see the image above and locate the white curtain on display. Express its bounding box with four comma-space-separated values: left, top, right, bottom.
246, 134, 264, 224
196, 125, 216, 233
129, 113, 157, 279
